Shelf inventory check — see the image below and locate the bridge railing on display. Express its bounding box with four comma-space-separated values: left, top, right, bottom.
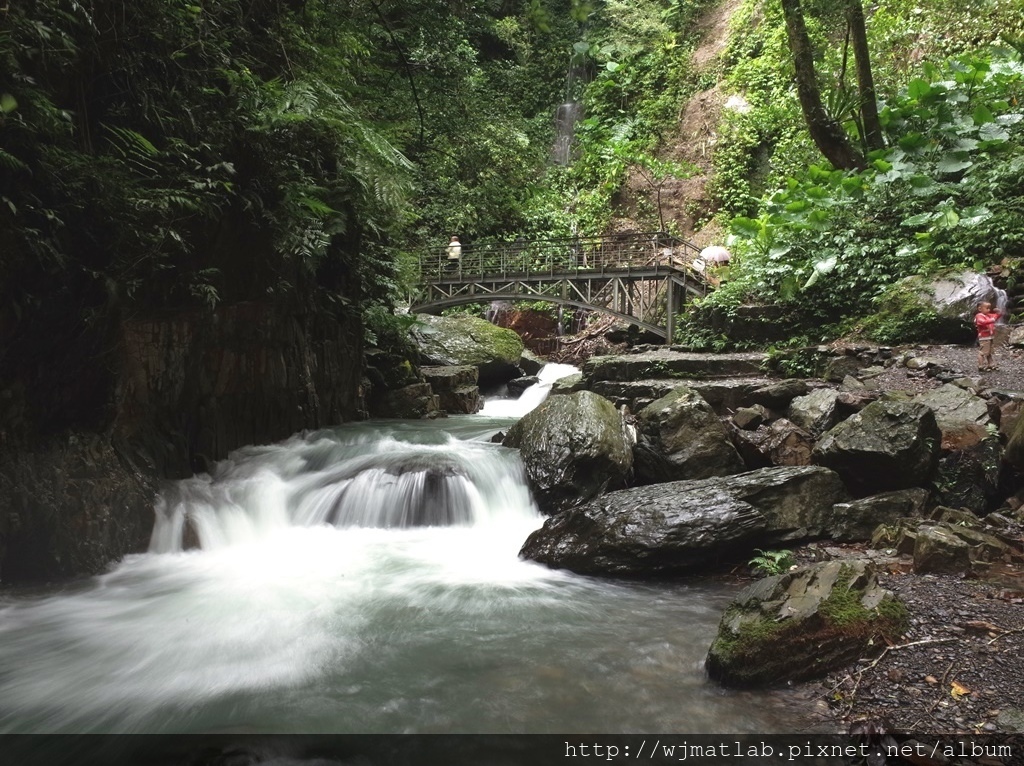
414, 232, 702, 284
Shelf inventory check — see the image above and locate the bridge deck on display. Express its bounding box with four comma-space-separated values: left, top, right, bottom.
410, 232, 714, 340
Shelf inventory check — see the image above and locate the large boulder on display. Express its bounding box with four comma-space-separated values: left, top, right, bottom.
410, 314, 524, 385
870, 517, 1020, 575
747, 379, 809, 410
705, 560, 908, 687
632, 386, 745, 484
502, 391, 632, 514
420, 365, 480, 414
786, 388, 841, 435
869, 271, 999, 343
812, 399, 941, 496
912, 383, 991, 451
1003, 409, 1024, 471
935, 437, 1002, 515
519, 466, 848, 576
372, 382, 441, 419
826, 488, 930, 542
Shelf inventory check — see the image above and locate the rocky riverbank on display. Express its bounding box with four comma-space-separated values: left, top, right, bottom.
499, 338, 1024, 744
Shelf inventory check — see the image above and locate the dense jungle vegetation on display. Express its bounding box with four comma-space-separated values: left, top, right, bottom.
2, 0, 1024, 401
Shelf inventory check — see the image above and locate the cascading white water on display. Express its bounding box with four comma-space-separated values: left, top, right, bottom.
479, 362, 578, 418
0, 365, 804, 735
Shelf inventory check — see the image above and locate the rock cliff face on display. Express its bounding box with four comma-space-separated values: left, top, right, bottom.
0, 302, 364, 583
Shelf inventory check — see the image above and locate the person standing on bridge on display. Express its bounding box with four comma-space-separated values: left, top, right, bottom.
446, 235, 462, 273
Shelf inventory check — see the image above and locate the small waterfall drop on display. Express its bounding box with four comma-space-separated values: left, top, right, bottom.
150, 429, 539, 553
479, 362, 579, 418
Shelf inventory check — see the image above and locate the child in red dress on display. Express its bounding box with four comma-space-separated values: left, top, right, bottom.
974, 301, 1001, 371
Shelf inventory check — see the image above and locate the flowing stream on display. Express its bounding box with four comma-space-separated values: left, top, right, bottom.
0, 365, 807, 735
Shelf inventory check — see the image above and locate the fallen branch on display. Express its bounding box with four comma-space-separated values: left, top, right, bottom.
988, 625, 1024, 646
828, 637, 961, 716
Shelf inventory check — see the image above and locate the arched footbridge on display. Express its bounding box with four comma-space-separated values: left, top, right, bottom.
409, 232, 713, 340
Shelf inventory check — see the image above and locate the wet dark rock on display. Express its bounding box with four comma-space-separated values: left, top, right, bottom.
519, 466, 848, 576
632, 386, 745, 484
827, 488, 930, 542
503, 391, 632, 514
420, 365, 480, 414
935, 437, 1002, 515
730, 418, 815, 469
812, 399, 941, 497
507, 375, 540, 396
787, 388, 841, 435
0, 434, 156, 582
732, 405, 771, 430
549, 373, 584, 395
373, 382, 442, 419
747, 379, 809, 410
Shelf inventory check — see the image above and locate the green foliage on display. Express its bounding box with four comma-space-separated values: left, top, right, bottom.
748, 549, 796, 577
700, 36, 1024, 339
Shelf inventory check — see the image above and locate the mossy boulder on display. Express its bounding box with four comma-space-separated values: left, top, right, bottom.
705, 560, 908, 687
861, 271, 989, 344
502, 391, 633, 514
410, 314, 524, 385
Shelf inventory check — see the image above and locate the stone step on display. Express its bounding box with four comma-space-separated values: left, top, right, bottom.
581, 349, 769, 384
590, 376, 785, 414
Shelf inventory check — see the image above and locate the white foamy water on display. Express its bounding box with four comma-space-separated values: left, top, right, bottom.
0, 380, 803, 735
479, 363, 578, 418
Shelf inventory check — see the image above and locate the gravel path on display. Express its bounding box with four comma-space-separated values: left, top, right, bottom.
791, 342, 1024, 742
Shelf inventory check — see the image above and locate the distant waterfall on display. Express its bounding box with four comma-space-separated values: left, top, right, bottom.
552, 101, 583, 165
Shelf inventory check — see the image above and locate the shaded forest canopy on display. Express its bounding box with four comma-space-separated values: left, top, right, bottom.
2, 0, 1024, 435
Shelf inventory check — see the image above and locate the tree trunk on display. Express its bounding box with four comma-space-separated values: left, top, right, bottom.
780, 0, 866, 170
847, 0, 885, 152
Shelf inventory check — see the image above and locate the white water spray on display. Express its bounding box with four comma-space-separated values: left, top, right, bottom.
479, 362, 579, 418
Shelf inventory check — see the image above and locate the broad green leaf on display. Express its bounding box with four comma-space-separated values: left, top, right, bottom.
978, 123, 1010, 142
902, 212, 936, 227
938, 208, 960, 228
973, 104, 995, 125
908, 79, 932, 99
730, 217, 762, 238
872, 158, 893, 172
898, 132, 928, 151
840, 177, 864, 195
935, 156, 973, 174
0, 93, 17, 113
960, 206, 992, 226
908, 175, 936, 196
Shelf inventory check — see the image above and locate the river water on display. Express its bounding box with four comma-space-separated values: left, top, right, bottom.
0, 365, 806, 735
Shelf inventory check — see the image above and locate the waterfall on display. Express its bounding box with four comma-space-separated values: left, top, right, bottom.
479, 362, 579, 418
150, 430, 538, 553
552, 101, 583, 165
